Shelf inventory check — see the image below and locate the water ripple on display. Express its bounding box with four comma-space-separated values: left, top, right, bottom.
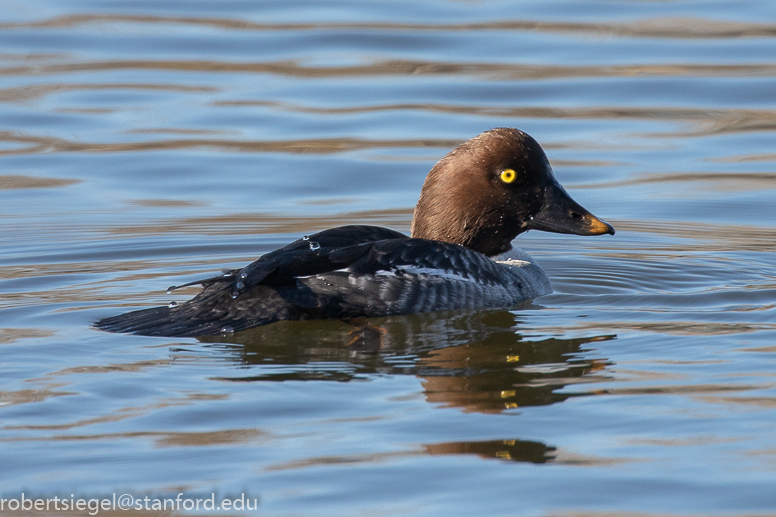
0, 130, 461, 156
5, 14, 776, 40
4, 59, 776, 80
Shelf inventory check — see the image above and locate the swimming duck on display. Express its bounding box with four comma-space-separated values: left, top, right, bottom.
96, 128, 614, 337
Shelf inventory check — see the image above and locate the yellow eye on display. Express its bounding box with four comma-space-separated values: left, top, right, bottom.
500, 169, 516, 183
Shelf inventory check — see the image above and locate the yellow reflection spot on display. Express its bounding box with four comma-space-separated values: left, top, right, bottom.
506, 355, 520, 362
500, 390, 516, 398
503, 440, 516, 446
496, 451, 512, 459
504, 402, 519, 409
500, 169, 516, 183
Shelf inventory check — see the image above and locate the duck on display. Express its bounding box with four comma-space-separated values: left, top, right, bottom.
95, 128, 614, 337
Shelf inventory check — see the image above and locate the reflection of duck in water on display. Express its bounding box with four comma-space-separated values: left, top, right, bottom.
96, 128, 614, 337
206, 309, 615, 415
202, 310, 615, 464
220, 311, 618, 467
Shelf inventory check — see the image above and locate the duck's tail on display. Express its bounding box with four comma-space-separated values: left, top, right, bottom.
94, 283, 286, 337
95, 305, 208, 337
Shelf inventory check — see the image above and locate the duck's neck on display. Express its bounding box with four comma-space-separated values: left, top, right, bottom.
410, 198, 521, 257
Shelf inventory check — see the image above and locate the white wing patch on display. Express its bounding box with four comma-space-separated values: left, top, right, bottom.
495, 258, 531, 267
374, 265, 480, 282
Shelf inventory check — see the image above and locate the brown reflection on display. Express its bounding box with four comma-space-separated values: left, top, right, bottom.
219, 101, 776, 139
614, 219, 776, 253
4, 390, 225, 431
0, 259, 220, 311
0, 174, 79, 190
0, 52, 63, 61
0, 83, 214, 104
0, 385, 74, 407
0, 327, 54, 344
40, 358, 173, 379
155, 428, 265, 447
543, 216, 776, 254
424, 439, 554, 463
414, 329, 612, 413
0, 428, 264, 448
127, 128, 229, 135
265, 437, 554, 471
131, 198, 204, 207
570, 172, 776, 192
55, 107, 114, 114
714, 152, 776, 163
104, 208, 413, 236
264, 435, 628, 470
202, 309, 615, 414
698, 395, 776, 409
0, 130, 461, 157
4, 58, 776, 81
3, 104, 775, 157
5, 14, 776, 40
217, 99, 767, 124
554, 320, 776, 337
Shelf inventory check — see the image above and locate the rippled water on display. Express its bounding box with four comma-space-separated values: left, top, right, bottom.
2, 1, 776, 515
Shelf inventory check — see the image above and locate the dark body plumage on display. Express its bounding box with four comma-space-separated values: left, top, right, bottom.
95, 225, 550, 337
96, 128, 614, 337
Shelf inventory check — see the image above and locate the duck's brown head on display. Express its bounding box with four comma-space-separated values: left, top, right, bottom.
410, 128, 614, 257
